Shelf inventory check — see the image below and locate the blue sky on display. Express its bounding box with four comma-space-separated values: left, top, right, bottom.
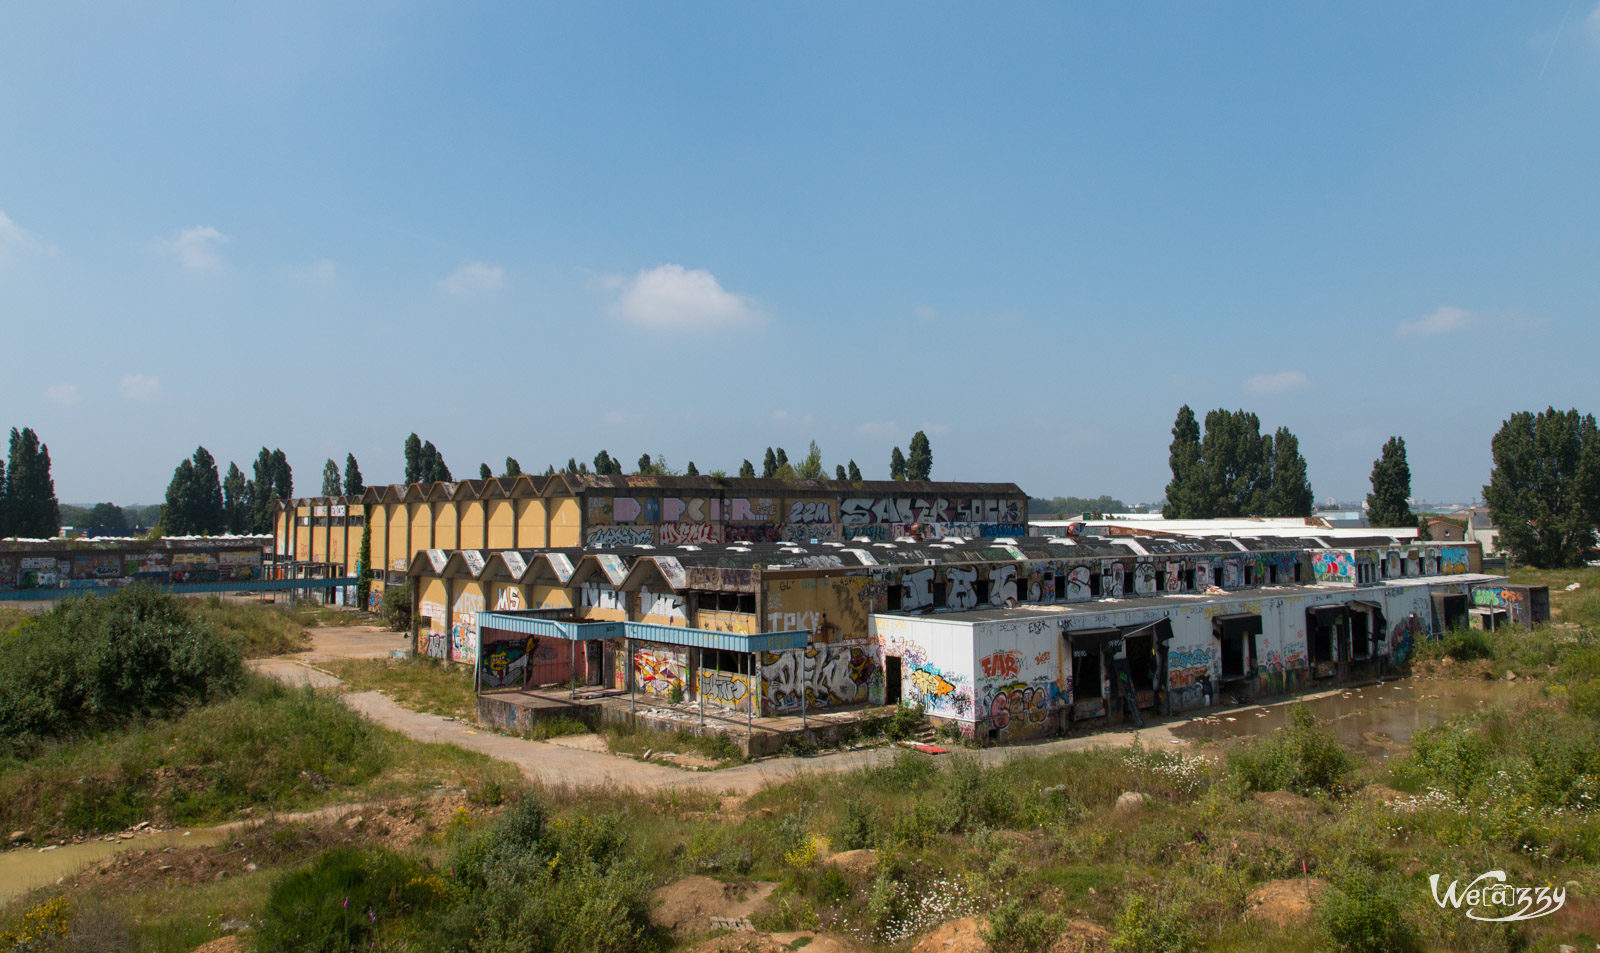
3, 3, 1598, 507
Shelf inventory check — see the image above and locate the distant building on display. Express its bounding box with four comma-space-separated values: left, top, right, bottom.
1421, 518, 1466, 542
1464, 509, 1502, 556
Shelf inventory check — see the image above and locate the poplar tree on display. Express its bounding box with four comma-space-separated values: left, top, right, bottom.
1484, 408, 1600, 568
479, 462, 493, 480
322, 459, 342, 497
503, 457, 522, 478
762, 448, 778, 478
847, 459, 862, 481
836, 464, 847, 481
740, 459, 756, 478
223, 462, 249, 533
1163, 405, 1204, 518
344, 454, 364, 496
165, 446, 224, 535
797, 441, 824, 480
890, 447, 907, 481
1366, 437, 1416, 528
907, 430, 933, 480
1265, 427, 1314, 518
404, 433, 424, 483
4, 428, 60, 538
685, 461, 699, 476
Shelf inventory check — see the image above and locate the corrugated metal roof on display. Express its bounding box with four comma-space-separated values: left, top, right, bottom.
476, 611, 809, 652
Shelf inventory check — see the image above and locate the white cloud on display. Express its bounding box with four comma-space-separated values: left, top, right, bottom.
914, 305, 937, 322
0, 210, 55, 264
1244, 370, 1310, 395
602, 409, 645, 426
159, 225, 228, 271
1587, 2, 1600, 39
120, 373, 161, 401
292, 258, 338, 286
920, 423, 952, 437
44, 384, 79, 406
1396, 304, 1472, 338
606, 264, 760, 330
439, 261, 505, 294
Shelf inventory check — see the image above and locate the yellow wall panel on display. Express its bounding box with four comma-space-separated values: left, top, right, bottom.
370, 506, 388, 574
433, 502, 458, 551
460, 501, 486, 550
550, 498, 581, 547
409, 504, 431, 559
486, 500, 515, 549
388, 505, 409, 572
516, 499, 547, 548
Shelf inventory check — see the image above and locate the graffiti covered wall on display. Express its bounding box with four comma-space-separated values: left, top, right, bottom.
760, 642, 873, 713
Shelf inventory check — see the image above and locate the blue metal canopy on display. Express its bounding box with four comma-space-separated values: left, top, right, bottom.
476, 611, 809, 653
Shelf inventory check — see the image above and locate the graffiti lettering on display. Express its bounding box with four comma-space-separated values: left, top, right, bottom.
980, 650, 1022, 681
585, 526, 654, 547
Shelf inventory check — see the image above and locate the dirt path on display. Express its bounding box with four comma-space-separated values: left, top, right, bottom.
255, 651, 1184, 793
255, 619, 1203, 793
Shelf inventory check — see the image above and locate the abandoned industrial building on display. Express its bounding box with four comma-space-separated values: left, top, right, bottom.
275, 476, 1536, 745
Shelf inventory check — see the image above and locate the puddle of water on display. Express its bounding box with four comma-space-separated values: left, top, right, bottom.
1171, 678, 1533, 757
0, 826, 234, 906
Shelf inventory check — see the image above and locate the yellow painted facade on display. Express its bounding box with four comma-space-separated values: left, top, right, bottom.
486, 499, 515, 550
550, 497, 581, 546
516, 498, 547, 548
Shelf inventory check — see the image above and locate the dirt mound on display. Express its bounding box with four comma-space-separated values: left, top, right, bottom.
1050, 921, 1112, 953
822, 848, 879, 877
681, 932, 868, 953
75, 798, 465, 893
1252, 790, 1323, 818
1243, 877, 1328, 927
910, 917, 1108, 953
650, 875, 778, 936
1357, 783, 1406, 804
911, 917, 988, 952
190, 937, 247, 953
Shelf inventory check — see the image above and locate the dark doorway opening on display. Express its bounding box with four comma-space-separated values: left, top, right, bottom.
1213, 613, 1262, 680
885, 656, 902, 705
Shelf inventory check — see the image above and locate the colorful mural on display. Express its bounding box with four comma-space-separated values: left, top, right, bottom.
1312, 550, 1355, 584
633, 646, 686, 697
699, 670, 753, 712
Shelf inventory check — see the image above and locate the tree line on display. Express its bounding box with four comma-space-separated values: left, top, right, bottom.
388, 429, 935, 486
0, 427, 60, 539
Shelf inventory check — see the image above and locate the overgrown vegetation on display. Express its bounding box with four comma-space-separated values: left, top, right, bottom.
8, 568, 1600, 952
0, 676, 514, 840
381, 580, 412, 631
1228, 704, 1357, 797
0, 586, 243, 747
319, 655, 477, 720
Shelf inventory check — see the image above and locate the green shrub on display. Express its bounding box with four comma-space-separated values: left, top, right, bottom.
1228, 704, 1356, 796
1111, 893, 1196, 953
0, 586, 243, 746
1316, 872, 1418, 953
1443, 628, 1495, 662
256, 846, 448, 953
984, 898, 1064, 953
834, 798, 876, 851
435, 794, 659, 953
883, 702, 926, 741
381, 580, 413, 632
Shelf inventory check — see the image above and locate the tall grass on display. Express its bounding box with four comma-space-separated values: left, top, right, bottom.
187, 596, 309, 657
0, 677, 388, 836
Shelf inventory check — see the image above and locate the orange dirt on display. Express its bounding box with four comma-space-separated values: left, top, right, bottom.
1243, 877, 1328, 928
649, 875, 779, 936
